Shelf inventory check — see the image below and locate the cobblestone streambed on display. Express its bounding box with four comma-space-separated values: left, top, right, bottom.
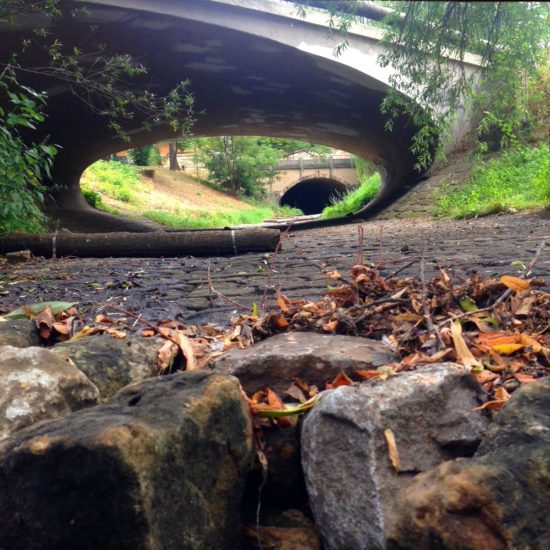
1, 211, 548, 326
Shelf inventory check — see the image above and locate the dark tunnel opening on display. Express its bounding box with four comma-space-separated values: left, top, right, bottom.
279, 178, 351, 215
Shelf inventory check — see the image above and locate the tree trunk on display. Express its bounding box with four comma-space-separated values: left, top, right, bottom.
0, 228, 280, 258
169, 142, 180, 171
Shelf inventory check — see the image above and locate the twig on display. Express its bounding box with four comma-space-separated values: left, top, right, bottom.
525, 239, 546, 277
207, 261, 250, 311
383, 258, 417, 281
260, 224, 292, 313
419, 249, 440, 345
356, 225, 365, 266
103, 305, 180, 346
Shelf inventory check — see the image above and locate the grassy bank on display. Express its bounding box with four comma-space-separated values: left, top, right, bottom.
320, 172, 381, 219
436, 145, 550, 218
81, 161, 301, 228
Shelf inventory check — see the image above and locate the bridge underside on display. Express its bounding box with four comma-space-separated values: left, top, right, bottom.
280, 178, 350, 215
1, 0, 428, 232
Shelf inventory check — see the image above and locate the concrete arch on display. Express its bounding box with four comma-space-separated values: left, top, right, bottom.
280, 176, 354, 215
0, 0, 478, 230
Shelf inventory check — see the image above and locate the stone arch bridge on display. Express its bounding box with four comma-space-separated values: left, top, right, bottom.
270, 157, 359, 215
0, 0, 481, 231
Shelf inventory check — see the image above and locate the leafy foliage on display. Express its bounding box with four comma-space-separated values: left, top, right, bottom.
129, 145, 162, 166
0, 0, 195, 232
321, 172, 381, 219
0, 68, 56, 232
81, 161, 140, 204
191, 137, 280, 197
292, 1, 550, 167
436, 144, 550, 219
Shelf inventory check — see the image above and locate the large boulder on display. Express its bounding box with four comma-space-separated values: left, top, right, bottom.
211, 332, 398, 394
301, 364, 489, 550
386, 376, 550, 549
52, 335, 163, 399
0, 371, 254, 550
0, 346, 99, 440
0, 319, 40, 347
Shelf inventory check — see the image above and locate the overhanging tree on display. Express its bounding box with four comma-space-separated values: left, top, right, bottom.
292, 1, 550, 167
0, 0, 195, 232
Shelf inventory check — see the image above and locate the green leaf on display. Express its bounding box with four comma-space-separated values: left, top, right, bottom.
459, 296, 478, 312
251, 302, 259, 318
5, 301, 78, 319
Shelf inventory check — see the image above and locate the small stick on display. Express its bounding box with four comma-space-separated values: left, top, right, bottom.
260, 223, 292, 313
419, 249, 438, 341
207, 261, 250, 311
383, 258, 417, 281
356, 225, 365, 266
103, 305, 181, 346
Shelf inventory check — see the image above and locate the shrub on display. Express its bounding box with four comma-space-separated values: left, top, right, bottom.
436, 144, 550, 218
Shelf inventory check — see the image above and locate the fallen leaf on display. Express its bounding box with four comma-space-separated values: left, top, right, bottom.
174, 330, 197, 371
6, 301, 77, 320
520, 333, 543, 352
491, 343, 524, 355
355, 369, 381, 379
157, 340, 178, 372
384, 428, 400, 473
472, 369, 499, 384
326, 371, 353, 389
514, 373, 536, 384
473, 400, 507, 411
500, 275, 530, 292
494, 386, 511, 401
450, 321, 483, 371
141, 329, 156, 337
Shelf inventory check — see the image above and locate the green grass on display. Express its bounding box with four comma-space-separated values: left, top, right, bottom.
145, 205, 302, 229
320, 173, 381, 219
81, 160, 302, 229
436, 144, 550, 218
81, 161, 141, 205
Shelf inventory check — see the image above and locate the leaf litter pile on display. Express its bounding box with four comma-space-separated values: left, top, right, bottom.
3, 243, 549, 419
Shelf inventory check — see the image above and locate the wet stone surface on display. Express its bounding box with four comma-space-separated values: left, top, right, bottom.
0, 211, 548, 326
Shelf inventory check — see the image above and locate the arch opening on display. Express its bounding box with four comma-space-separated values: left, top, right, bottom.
279, 177, 351, 215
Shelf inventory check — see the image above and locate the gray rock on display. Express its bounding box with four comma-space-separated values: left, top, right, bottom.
0, 346, 99, 440
301, 364, 489, 550
52, 335, 163, 399
211, 332, 398, 394
0, 371, 253, 550
0, 319, 40, 348
387, 376, 550, 550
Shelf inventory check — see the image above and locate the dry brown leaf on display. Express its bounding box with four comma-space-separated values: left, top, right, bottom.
384, 428, 401, 472
157, 339, 178, 372
276, 290, 290, 314
450, 321, 483, 371
473, 400, 507, 411
520, 333, 543, 353
355, 369, 381, 379
514, 372, 536, 384
174, 330, 197, 371
141, 329, 156, 337
326, 371, 353, 389
494, 386, 511, 401
94, 314, 113, 324
500, 275, 530, 293
472, 369, 499, 385
322, 320, 338, 332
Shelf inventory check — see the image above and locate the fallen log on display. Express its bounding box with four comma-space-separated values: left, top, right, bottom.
0, 228, 281, 258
